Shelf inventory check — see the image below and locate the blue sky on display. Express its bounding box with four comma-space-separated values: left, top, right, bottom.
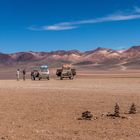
0, 0, 140, 53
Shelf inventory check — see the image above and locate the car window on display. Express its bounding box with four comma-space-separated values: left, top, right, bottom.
41, 68, 48, 72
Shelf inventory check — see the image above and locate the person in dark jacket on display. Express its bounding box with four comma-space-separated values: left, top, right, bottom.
22, 69, 26, 81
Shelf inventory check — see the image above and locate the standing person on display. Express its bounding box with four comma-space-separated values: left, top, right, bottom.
16, 69, 20, 81
22, 69, 26, 81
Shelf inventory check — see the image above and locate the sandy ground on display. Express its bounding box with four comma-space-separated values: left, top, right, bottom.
0, 73, 140, 140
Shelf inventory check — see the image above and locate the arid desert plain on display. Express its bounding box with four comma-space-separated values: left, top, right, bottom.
0, 71, 140, 140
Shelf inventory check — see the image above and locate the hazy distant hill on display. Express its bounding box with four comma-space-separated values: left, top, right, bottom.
0, 46, 140, 70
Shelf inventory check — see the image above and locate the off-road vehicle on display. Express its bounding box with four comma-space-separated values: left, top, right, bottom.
56, 64, 76, 80
31, 65, 50, 80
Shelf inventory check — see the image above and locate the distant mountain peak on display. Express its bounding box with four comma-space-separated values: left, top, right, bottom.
0, 46, 140, 70
95, 47, 111, 51
127, 46, 140, 51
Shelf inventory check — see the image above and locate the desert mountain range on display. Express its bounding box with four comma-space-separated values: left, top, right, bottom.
0, 46, 140, 70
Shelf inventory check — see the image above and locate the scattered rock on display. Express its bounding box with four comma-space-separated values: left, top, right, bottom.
94, 116, 98, 120
78, 111, 93, 120
77, 117, 83, 120
120, 115, 128, 119
1, 136, 9, 140
82, 111, 93, 120
78, 103, 137, 121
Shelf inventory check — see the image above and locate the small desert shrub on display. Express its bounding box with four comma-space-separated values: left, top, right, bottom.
129, 103, 136, 114
114, 103, 120, 117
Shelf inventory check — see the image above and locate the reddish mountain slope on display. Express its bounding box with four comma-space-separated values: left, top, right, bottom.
0, 46, 139, 70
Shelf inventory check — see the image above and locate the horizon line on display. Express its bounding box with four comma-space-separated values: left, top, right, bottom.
1, 45, 139, 54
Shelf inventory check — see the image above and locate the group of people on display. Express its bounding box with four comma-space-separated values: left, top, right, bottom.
16, 69, 26, 81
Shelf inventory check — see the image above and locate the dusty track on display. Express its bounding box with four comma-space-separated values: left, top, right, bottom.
0, 74, 140, 140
